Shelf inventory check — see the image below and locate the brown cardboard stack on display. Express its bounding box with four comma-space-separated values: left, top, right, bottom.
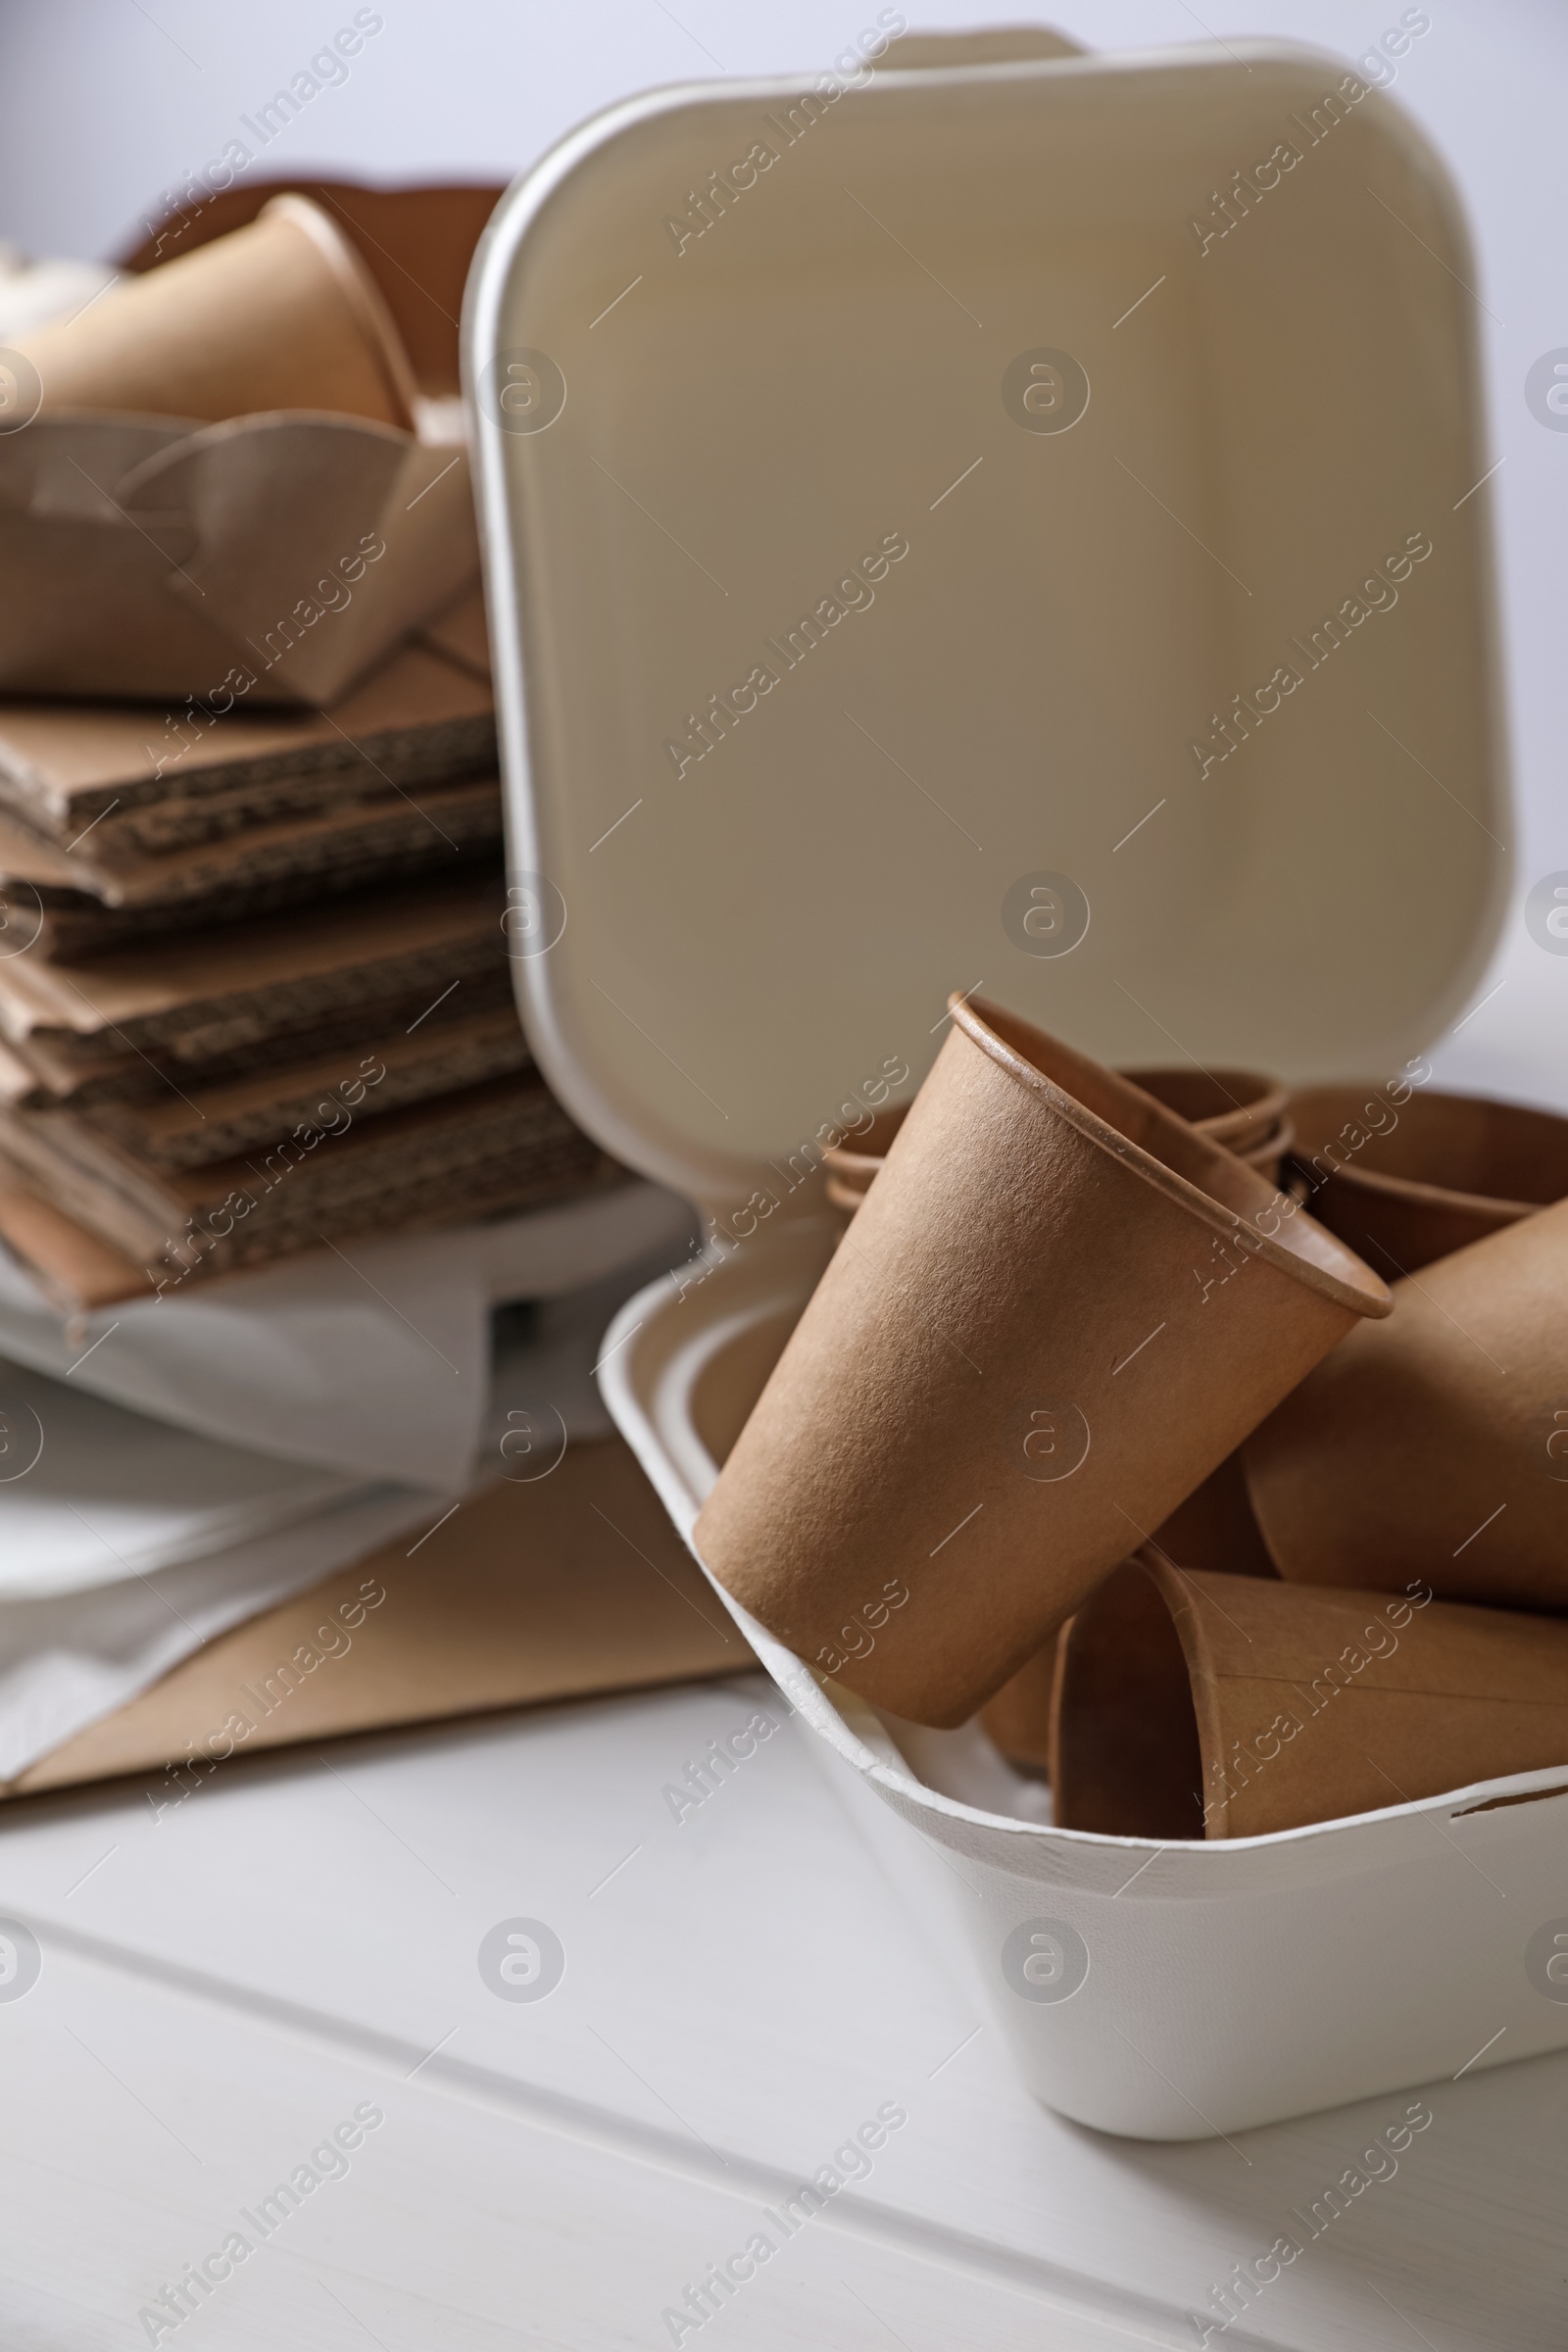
0, 181, 734, 1810
0, 195, 612, 1310
0, 633, 615, 1305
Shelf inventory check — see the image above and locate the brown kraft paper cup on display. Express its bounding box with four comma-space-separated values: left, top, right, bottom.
13, 194, 417, 429
1244, 1195, 1568, 1612
1288, 1083, 1568, 1276
824, 1072, 1290, 1212
1123, 1067, 1289, 1151
1237, 1114, 1292, 1188
981, 1449, 1281, 1777
1051, 1553, 1568, 1839
695, 997, 1390, 1727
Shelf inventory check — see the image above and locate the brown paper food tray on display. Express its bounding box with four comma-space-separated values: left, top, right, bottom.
0, 637, 492, 841
417, 584, 491, 683
2, 1433, 750, 1802
3, 199, 480, 706
0, 415, 479, 710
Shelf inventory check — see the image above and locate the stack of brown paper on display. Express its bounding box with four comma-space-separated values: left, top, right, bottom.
0, 877, 503, 1071
0, 179, 686, 1805
1051, 1553, 1568, 1838
0, 231, 620, 1315
0, 631, 498, 954
0, 858, 611, 1299
0, 196, 479, 705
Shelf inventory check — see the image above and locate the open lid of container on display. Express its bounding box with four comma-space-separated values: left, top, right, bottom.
467, 30, 1507, 1219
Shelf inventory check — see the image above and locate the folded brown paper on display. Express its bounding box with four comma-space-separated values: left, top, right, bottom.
1051, 1554, 1568, 1838
695, 998, 1389, 1726
1288, 1082, 1568, 1275
1245, 1197, 1568, 1612
3, 1434, 749, 1801
0, 200, 478, 705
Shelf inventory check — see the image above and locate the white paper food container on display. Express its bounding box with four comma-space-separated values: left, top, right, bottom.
467, 34, 1557, 2137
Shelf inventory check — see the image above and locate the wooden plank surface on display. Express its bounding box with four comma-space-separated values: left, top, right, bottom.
0, 1673, 1558, 2348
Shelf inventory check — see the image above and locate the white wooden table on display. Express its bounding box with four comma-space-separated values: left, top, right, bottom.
1, 1671, 1557, 2348
0, 3, 1561, 2342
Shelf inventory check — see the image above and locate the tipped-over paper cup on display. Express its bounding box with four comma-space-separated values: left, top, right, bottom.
13, 195, 416, 429
1287, 1083, 1568, 1275
695, 997, 1390, 1725
824, 1069, 1290, 1213
1245, 1196, 1568, 1613
1051, 1554, 1568, 1838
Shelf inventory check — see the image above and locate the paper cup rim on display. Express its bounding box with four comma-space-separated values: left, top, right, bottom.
950, 995, 1392, 1320
823, 1071, 1290, 1186
1122, 1063, 1290, 1144
1288, 1083, 1568, 1224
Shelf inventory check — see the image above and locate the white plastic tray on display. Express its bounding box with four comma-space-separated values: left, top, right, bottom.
466, 35, 1539, 2135
596, 1216, 1568, 2136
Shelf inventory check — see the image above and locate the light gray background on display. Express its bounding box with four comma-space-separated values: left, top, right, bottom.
0, 0, 1562, 1097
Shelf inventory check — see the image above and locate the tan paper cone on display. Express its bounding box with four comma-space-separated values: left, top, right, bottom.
13, 195, 416, 429
1052, 1555, 1568, 1838
695, 998, 1389, 1726
1287, 1083, 1568, 1275
1245, 1196, 1568, 1611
